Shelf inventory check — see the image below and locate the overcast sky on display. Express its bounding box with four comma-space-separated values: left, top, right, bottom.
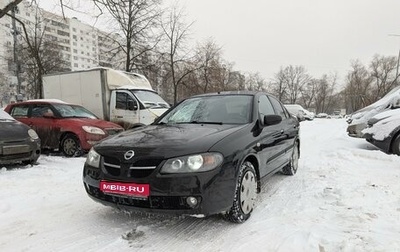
39, 0, 400, 86
176, 0, 400, 84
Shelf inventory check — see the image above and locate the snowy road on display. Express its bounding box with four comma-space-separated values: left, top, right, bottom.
1, 119, 400, 251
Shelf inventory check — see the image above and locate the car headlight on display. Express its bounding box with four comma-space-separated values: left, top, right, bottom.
86, 148, 101, 168
160, 153, 223, 173
28, 129, 39, 140
82, 126, 105, 135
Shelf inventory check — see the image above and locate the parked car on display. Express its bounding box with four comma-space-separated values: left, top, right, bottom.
316, 113, 330, 118
83, 91, 300, 223
347, 85, 400, 138
285, 104, 314, 121
4, 99, 124, 157
362, 109, 400, 155
0, 109, 41, 165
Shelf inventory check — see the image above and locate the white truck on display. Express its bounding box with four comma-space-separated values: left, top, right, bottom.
43, 68, 170, 129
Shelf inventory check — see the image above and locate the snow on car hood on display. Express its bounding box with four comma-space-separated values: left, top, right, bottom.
362, 112, 400, 141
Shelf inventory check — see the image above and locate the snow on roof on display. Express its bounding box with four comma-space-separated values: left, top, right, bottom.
24, 99, 68, 104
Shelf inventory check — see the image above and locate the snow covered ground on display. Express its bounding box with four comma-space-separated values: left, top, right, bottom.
1, 119, 400, 252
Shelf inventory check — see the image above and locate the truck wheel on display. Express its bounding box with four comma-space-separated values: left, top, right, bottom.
225, 161, 257, 223
61, 133, 83, 157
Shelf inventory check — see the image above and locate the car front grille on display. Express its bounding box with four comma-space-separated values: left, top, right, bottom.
102, 155, 164, 178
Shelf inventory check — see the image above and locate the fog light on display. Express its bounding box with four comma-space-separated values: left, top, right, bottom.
186, 197, 198, 208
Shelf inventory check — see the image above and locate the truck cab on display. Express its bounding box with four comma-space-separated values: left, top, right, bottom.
110, 88, 170, 128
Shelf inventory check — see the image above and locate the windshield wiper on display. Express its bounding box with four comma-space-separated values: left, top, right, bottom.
189, 121, 223, 125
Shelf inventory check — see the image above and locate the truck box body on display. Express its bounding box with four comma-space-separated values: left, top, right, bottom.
43, 68, 169, 128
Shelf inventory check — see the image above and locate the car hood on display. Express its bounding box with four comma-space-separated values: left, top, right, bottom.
367, 108, 400, 126
94, 123, 246, 158
64, 118, 122, 129
0, 120, 30, 141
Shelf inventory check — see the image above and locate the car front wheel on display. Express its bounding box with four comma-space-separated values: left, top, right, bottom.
61, 133, 83, 157
225, 161, 257, 223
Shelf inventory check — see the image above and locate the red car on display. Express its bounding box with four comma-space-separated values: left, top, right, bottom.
4, 99, 124, 157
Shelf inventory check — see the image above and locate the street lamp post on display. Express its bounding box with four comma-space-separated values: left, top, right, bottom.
389, 34, 400, 82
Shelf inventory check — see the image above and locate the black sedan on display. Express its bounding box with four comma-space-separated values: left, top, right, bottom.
83, 91, 300, 223
0, 109, 41, 166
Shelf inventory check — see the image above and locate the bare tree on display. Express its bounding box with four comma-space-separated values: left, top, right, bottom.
369, 54, 398, 101
270, 65, 310, 103
271, 67, 288, 101
0, 0, 23, 19
159, 4, 198, 104
6, 6, 68, 99
92, 0, 162, 72
314, 74, 337, 113
194, 38, 221, 93
245, 72, 267, 91
344, 60, 372, 112
299, 78, 318, 109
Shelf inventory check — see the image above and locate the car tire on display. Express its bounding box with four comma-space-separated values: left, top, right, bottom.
282, 142, 299, 175
225, 161, 257, 223
392, 134, 400, 155
61, 133, 83, 157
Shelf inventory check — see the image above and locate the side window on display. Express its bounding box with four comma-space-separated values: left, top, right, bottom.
258, 95, 275, 117
269, 96, 288, 119
31, 105, 54, 117
10, 105, 29, 118
116, 92, 137, 110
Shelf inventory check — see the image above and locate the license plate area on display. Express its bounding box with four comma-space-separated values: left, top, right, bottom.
2, 145, 30, 155
100, 181, 150, 198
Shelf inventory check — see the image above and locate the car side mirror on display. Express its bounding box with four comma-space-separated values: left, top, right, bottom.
263, 114, 282, 127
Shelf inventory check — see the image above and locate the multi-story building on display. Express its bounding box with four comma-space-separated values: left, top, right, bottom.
0, 0, 123, 104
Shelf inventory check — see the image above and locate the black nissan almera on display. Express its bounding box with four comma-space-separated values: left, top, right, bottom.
83, 91, 300, 223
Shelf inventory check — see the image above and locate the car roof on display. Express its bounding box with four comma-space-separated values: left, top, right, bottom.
8, 99, 73, 106
193, 91, 258, 97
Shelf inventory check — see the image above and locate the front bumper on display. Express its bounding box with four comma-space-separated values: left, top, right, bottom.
347, 123, 366, 138
83, 161, 237, 216
363, 133, 392, 153
0, 139, 41, 165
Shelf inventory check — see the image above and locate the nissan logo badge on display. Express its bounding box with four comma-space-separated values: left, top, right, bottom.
124, 150, 135, 160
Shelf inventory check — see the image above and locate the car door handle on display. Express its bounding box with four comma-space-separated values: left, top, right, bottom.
280, 129, 284, 134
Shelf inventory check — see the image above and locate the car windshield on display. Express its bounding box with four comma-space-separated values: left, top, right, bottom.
53, 104, 98, 119
158, 95, 253, 125
132, 90, 170, 109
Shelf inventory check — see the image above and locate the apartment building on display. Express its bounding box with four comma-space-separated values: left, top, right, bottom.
0, 0, 122, 104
